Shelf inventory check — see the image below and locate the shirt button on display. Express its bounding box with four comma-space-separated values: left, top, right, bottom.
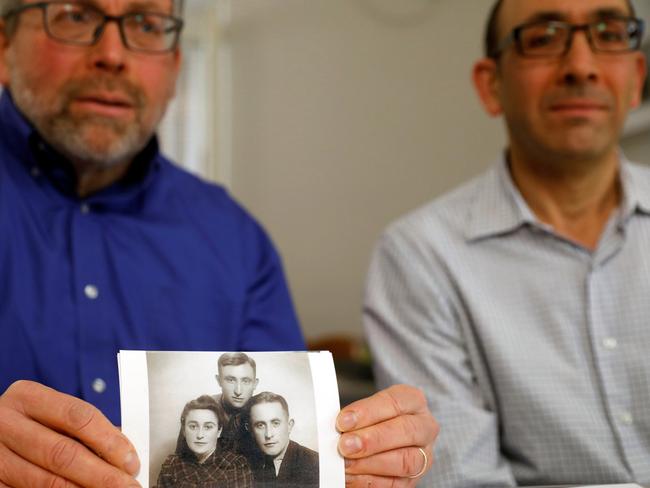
30, 166, 40, 177
84, 284, 99, 300
80, 203, 90, 214
602, 337, 618, 350
620, 411, 634, 425
92, 378, 107, 394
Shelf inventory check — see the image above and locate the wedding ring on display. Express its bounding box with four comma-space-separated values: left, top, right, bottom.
407, 447, 428, 479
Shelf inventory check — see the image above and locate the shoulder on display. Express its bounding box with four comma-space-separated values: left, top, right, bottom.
220, 448, 251, 465
157, 158, 254, 222
218, 449, 253, 471
159, 454, 183, 474
374, 164, 498, 262
155, 158, 278, 256
289, 440, 319, 464
161, 453, 181, 466
624, 159, 650, 180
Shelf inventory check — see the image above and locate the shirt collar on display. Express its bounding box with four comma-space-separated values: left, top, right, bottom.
271, 441, 290, 474
465, 152, 536, 241
618, 154, 650, 218
0, 90, 38, 164
465, 151, 650, 242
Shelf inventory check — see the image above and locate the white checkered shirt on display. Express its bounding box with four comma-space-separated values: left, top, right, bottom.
364, 155, 650, 487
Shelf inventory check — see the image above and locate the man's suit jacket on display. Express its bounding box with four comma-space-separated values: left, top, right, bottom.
253, 440, 319, 487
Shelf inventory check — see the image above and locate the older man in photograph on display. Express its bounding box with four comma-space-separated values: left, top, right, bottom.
0, 0, 437, 487
248, 392, 319, 488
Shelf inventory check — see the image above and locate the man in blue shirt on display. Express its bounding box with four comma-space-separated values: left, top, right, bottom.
0, 0, 438, 487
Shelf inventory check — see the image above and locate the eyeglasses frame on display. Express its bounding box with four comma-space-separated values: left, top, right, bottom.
489, 16, 645, 59
2, 1, 184, 54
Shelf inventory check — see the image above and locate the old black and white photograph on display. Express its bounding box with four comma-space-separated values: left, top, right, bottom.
119, 350, 343, 488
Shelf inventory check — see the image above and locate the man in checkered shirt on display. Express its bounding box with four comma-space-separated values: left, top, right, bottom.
365, 0, 650, 486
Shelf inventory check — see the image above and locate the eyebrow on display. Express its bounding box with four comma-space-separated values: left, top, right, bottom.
126, 2, 173, 14
83, 0, 173, 15
520, 7, 632, 26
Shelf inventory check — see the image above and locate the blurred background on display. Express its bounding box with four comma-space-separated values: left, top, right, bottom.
159, 0, 650, 402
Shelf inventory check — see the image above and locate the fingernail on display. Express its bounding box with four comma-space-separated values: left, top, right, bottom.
338, 411, 358, 431
124, 451, 140, 476
340, 434, 362, 455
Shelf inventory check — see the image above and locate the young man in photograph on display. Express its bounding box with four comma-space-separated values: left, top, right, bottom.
247, 392, 319, 488
365, 0, 649, 486
0, 0, 438, 487
213, 352, 259, 453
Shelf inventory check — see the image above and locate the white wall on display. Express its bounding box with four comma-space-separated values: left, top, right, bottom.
177, 0, 650, 341
226, 0, 504, 340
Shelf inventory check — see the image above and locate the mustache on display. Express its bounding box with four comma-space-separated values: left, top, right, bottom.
60, 77, 146, 109
543, 86, 613, 107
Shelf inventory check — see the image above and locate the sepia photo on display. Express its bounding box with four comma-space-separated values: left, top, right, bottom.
119, 350, 343, 488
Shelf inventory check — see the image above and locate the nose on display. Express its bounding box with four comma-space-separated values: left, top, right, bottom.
559, 28, 599, 85
234, 383, 242, 395
89, 20, 127, 73
264, 426, 272, 440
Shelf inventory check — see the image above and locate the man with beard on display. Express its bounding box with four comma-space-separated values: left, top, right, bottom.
364, 0, 649, 487
0, 1, 438, 487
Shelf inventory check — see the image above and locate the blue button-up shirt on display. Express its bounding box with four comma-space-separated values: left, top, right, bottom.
0, 92, 305, 424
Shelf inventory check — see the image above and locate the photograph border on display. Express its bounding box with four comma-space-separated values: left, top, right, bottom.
119, 350, 344, 488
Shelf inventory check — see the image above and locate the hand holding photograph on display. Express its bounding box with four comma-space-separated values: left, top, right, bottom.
118, 350, 343, 488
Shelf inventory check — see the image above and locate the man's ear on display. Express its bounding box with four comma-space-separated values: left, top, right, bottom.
0, 20, 12, 87
628, 51, 647, 110
288, 418, 294, 433
169, 47, 182, 98
472, 57, 503, 117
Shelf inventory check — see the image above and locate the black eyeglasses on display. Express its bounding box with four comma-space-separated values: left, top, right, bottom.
490, 17, 645, 59
4, 1, 184, 54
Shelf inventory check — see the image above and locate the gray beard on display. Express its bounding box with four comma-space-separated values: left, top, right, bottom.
10, 72, 157, 169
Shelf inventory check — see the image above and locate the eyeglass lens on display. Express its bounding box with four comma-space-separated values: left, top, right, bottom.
43, 2, 179, 52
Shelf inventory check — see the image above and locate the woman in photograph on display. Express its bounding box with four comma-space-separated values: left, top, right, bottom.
157, 395, 253, 488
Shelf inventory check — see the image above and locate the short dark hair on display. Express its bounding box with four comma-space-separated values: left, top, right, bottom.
218, 352, 257, 377
248, 391, 290, 418
1, 0, 185, 37
485, 0, 638, 58
175, 395, 226, 459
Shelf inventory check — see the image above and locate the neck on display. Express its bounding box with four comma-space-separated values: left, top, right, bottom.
71, 158, 133, 198
508, 147, 622, 250
221, 396, 245, 416
195, 447, 216, 464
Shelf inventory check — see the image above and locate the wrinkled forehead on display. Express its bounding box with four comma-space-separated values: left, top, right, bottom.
221, 363, 255, 378
250, 402, 287, 422
498, 0, 633, 33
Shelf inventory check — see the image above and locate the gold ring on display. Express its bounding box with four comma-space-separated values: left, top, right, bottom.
407, 447, 428, 479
